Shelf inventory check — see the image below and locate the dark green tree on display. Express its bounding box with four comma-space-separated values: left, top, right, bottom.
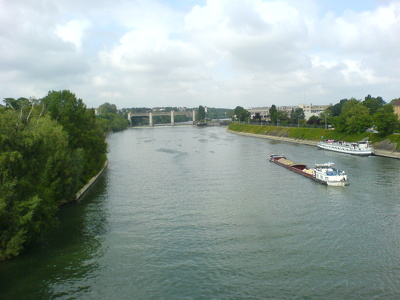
362, 94, 385, 114
269, 105, 278, 124
97, 102, 129, 132
97, 102, 118, 115
290, 108, 305, 125
374, 104, 399, 136
41, 90, 107, 181
334, 99, 373, 134
197, 105, 206, 122
307, 115, 322, 126
327, 99, 348, 117
277, 111, 290, 125
234, 106, 250, 123
0, 105, 83, 260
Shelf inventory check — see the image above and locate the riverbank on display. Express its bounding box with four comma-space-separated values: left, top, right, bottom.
75, 159, 108, 202
227, 129, 400, 159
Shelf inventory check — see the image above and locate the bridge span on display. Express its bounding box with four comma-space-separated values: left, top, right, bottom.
128, 110, 196, 127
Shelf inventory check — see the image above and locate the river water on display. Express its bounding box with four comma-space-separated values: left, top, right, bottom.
2, 126, 400, 299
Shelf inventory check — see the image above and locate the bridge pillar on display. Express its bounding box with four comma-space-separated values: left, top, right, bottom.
149, 112, 153, 127
128, 112, 132, 125
171, 111, 175, 126
192, 110, 196, 124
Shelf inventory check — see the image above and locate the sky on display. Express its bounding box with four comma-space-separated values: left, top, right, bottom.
1, 0, 399, 109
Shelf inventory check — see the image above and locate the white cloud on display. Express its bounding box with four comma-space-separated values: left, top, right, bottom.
1, 0, 400, 108
56, 19, 92, 50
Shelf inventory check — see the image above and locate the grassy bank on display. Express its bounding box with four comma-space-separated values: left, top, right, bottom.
228, 123, 400, 150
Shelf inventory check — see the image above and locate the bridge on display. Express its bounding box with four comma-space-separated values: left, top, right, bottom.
128, 110, 196, 126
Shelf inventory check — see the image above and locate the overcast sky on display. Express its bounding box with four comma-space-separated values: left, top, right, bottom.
1, 0, 399, 109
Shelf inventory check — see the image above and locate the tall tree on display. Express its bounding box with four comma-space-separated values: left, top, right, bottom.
269, 105, 278, 124
374, 104, 399, 136
0, 105, 82, 260
97, 102, 118, 115
197, 105, 206, 122
362, 94, 385, 114
334, 99, 373, 134
290, 108, 305, 125
41, 90, 107, 181
328, 99, 348, 117
234, 106, 250, 122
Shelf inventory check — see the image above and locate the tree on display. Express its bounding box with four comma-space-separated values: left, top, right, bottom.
319, 109, 332, 129
343, 100, 373, 134
234, 106, 250, 123
276, 111, 289, 125
252, 112, 261, 122
197, 105, 206, 122
327, 99, 348, 117
226, 109, 235, 120
290, 108, 305, 125
97, 102, 118, 115
332, 99, 373, 134
269, 105, 279, 124
0, 105, 83, 260
41, 90, 107, 181
374, 104, 399, 136
307, 115, 321, 126
97, 102, 129, 132
362, 94, 385, 114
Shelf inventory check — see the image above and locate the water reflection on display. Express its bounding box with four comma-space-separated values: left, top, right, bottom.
0, 172, 109, 300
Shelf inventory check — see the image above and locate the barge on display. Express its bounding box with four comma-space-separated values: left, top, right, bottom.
269, 154, 349, 186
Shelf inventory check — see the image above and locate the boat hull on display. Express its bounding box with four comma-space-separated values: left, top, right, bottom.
317, 141, 373, 156
269, 154, 349, 186
270, 156, 314, 179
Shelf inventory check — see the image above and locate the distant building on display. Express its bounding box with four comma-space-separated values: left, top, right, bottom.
298, 104, 331, 120
248, 104, 331, 121
393, 99, 400, 120
247, 107, 271, 121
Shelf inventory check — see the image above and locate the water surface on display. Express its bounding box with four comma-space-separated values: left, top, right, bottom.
2, 126, 400, 299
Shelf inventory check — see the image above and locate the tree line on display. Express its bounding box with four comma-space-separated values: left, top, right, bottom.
0, 90, 116, 260
232, 95, 400, 135
327, 95, 399, 135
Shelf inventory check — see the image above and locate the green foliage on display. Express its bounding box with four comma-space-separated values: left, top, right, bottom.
203, 107, 229, 119
362, 94, 385, 114
0, 91, 108, 260
332, 99, 373, 134
290, 108, 305, 124
269, 105, 278, 123
97, 102, 130, 132
97, 102, 117, 115
0, 106, 85, 260
374, 104, 399, 136
197, 105, 206, 122
228, 123, 400, 149
327, 99, 348, 117
234, 106, 250, 122
41, 91, 107, 180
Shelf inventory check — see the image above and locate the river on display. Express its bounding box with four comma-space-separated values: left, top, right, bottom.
1, 126, 400, 299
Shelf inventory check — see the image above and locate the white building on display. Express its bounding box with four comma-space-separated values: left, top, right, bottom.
248, 104, 331, 121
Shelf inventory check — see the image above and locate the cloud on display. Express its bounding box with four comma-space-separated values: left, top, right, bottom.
56, 19, 92, 50
1, 0, 400, 108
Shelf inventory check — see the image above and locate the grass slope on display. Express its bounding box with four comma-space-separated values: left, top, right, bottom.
228, 123, 400, 150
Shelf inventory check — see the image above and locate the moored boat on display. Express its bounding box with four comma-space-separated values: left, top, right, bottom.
269, 154, 349, 186
317, 139, 374, 156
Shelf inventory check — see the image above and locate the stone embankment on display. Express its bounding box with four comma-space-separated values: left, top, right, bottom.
76, 160, 108, 201
227, 129, 400, 159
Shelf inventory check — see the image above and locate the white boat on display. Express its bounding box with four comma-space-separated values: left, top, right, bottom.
269, 154, 349, 186
317, 139, 374, 156
313, 162, 349, 186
